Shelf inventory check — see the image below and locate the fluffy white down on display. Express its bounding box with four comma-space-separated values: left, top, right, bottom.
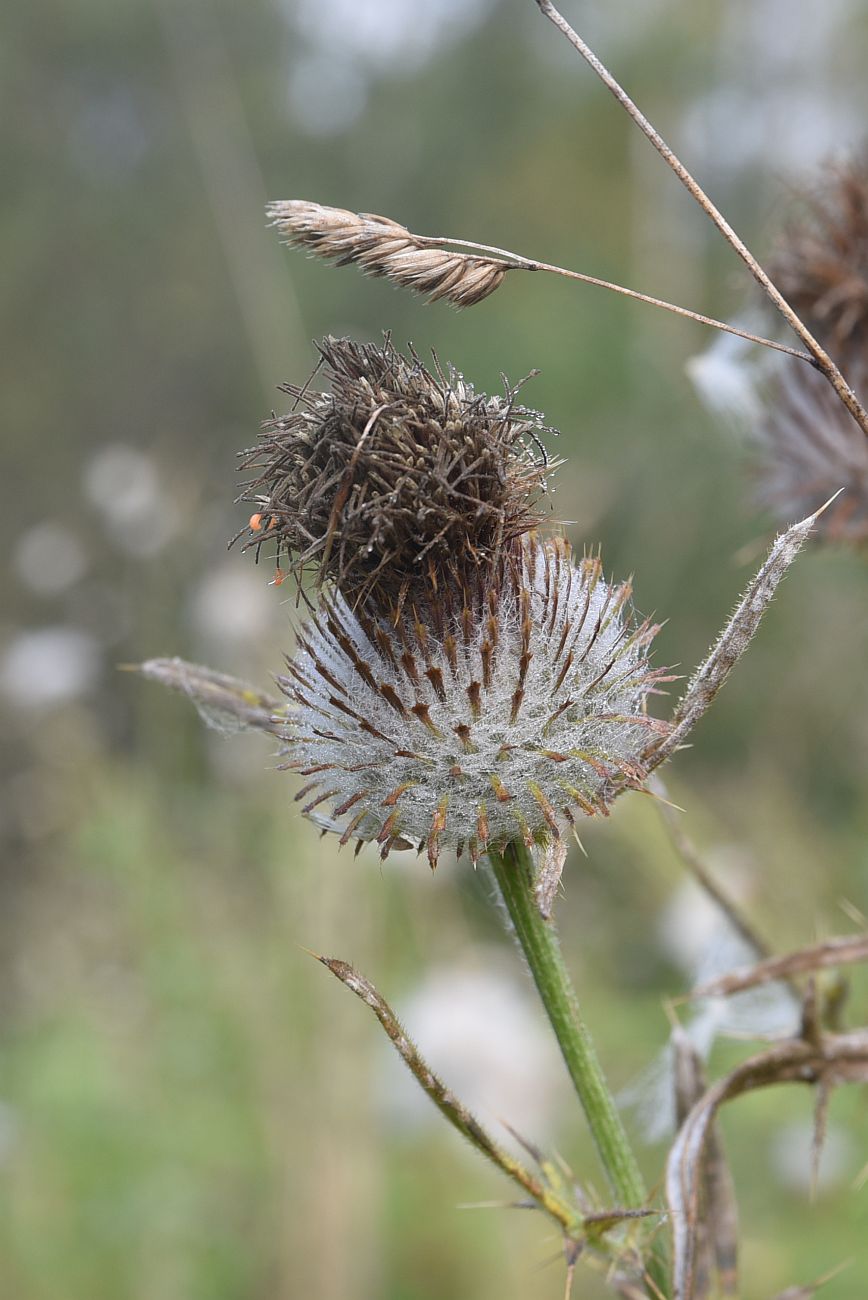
281, 538, 667, 861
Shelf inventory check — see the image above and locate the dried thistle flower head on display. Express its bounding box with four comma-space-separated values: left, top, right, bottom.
754, 157, 868, 541
267, 200, 508, 308
279, 534, 672, 868
756, 359, 868, 541
772, 157, 868, 348
238, 336, 557, 600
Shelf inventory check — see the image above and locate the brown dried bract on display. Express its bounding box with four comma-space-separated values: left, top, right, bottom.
237, 335, 558, 601
267, 200, 507, 308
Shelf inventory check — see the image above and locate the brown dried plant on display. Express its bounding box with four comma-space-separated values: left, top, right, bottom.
772, 158, 868, 350
268, 200, 508, 307
754, 158, 868, 542
236, 334, 557, 603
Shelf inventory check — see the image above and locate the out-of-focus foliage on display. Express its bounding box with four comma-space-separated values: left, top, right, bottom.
3, 1, 868, 1297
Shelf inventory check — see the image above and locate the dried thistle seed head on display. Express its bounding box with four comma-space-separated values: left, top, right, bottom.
749, 158, 868, 542
756, 356, 868, 542
238, 335, 558, 599
267, 200, 508, 308
772, 157, 868, 348
278, 535, 672, 868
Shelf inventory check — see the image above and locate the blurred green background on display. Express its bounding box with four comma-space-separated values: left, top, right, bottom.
4, 1, 868, 1297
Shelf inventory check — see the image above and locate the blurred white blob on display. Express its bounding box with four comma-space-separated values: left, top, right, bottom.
683, 87, 857, 179
287, 54, 368, 136
292, 0, 496, 70
622, 867, 800, 1144
768, 1119, 852, 1194
657, 851, 754, 976
66, 85, 154, 184
82, 445, 180, 558
13, 522, 88, 596
1, 628, 101, 709
285, 0, 496, 135
587, 0, 670, 49
684, 0, 864, 176
379, 956, 565, 1150
685, 329, 767, 432
189, 560, 276, 650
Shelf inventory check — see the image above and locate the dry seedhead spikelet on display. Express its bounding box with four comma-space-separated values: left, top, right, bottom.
278, 534, 672, 868
758, 157, 868, 541
238, 335, 557, 602
267, 200, 508, 308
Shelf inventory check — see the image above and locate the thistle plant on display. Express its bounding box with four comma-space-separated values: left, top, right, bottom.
757, 159, 868, 542
139, 4, 868, 1296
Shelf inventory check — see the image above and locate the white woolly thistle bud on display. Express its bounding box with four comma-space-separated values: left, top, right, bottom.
279, 534, 673, 868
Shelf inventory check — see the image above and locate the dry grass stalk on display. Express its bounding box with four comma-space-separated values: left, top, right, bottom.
267, 200, 507, 307
268, 200, 811, 362
689, 933, 868, 1002
531, 0, 868, 441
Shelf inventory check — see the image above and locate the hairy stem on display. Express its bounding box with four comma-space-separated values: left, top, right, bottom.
488, 840, 646, 1208
533, 0, 868, 440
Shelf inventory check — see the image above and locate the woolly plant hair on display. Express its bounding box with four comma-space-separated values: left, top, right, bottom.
279, 534, 672, 867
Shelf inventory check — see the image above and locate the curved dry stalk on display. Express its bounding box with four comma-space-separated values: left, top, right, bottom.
666, 1030, 868, 1300
689, 934, 868, 1003
268, 200, 810, 361
531, 0, 868, 441
315, 952, 613, 1244
672, 1028, 738, 1300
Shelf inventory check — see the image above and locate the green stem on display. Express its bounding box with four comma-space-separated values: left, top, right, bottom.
488, 840, 646, 1209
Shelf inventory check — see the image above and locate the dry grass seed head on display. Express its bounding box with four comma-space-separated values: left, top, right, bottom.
267, 200, 507, 308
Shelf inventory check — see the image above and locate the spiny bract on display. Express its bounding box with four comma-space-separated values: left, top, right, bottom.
279, 536, 672, 867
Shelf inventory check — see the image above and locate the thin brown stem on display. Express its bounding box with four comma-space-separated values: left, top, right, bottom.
532, 0, 868, 439
415, 234, 812, 362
